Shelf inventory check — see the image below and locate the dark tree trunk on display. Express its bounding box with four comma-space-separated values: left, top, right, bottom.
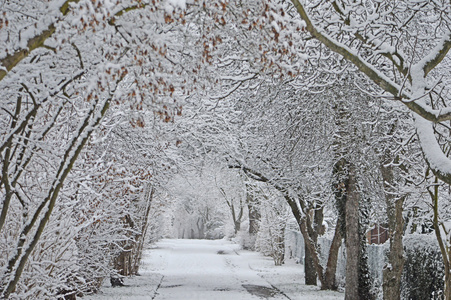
234, 221, 241, 234
305, 244, 318, 285
344, 164, 360, 300
381, 156, 404, 300
284, 194, 343, 289
304, 204, 324, 285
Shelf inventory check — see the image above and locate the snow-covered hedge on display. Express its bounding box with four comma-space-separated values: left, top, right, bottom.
402, 234, 444, 300
285, 230, 445, 298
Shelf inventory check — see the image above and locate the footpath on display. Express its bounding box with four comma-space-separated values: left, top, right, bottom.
82, 239, 343, 300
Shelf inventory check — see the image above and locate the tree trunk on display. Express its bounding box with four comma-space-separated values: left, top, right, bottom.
248, 204, 260, 235
285, 195, 343, 289
445, 269, 451, 300
382, 197, 405, 300
380, 152, 405, 300
305, 205, 324, 285
297, 218, 325, 282
197, 218, 205, 239
430, 178, 451, 300
345, 164, 360, 300
238, 166, 342, 290
272, 226, 286, 266
234, 220, 241, 234
247, 190, 260, 250
322, 215, 343, 290
1, 97, 112, 299
305, 243, 318, 285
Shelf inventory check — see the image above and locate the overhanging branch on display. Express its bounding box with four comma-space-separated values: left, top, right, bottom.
290, 0, 451, 123
0, 0, 81, 82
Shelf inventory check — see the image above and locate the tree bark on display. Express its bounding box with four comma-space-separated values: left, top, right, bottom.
247, 187, 260, 250
305, 243, 318, 285
381, 197, 404, 300
246, 186, 261, 237
322, 215, 343, 290
381, 155, 404, 300
445, 272, 451, 300
430, 178, 451, 300
304, 205, 324, 285
345, 164, 360, 300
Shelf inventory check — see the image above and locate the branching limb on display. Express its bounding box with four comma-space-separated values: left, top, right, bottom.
0, 0, 81, 82
290, 0, 451, 123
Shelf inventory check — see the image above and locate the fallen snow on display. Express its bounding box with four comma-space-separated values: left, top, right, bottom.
83, 239, 344, 300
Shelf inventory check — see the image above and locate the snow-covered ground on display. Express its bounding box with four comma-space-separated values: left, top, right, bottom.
83, 239, 344, 300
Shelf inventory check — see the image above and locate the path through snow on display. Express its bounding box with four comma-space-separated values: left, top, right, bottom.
83, 239, 344, 300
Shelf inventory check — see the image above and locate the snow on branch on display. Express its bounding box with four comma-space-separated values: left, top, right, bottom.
290, 0, 451, 123
0, 0, 79, 82
420, 30, 451, 77
290, 0, 404, 98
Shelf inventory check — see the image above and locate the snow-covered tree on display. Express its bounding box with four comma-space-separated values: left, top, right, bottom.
254, 184, 290, 266
0, 1, 195, 298
287, 1, 450, 298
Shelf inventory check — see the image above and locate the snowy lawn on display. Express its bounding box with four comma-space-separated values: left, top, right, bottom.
83, 239, 344, 299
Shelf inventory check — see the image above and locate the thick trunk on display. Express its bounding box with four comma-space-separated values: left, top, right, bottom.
298, 219, 325, 283
305, 205, 324, 285
305, 243, 318, 285
345, 164, 360, 300
381, 154, 404, 300
382, 197, 404, 300
286, 195, 342, 289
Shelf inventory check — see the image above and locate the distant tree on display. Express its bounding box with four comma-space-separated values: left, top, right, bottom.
244, 181, 262, 250
254, 184, 290, 266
